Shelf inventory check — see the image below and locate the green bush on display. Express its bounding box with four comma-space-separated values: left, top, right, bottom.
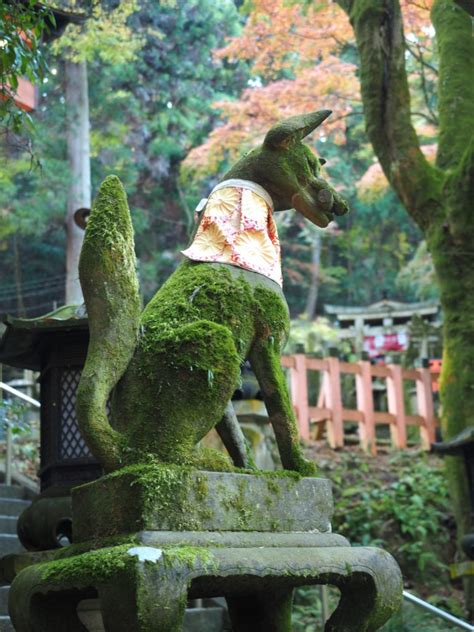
293, 588, 461, 632
327, 451, 452, 578
293, 448, 461, 630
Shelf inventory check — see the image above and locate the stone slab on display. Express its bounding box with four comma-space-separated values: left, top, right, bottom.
0, 517, 18, 536
0, 587, 8, 616
77, 601, 226, 632
0, 500, 29, 518
72, 466, 333, 541
0, 535, 23, 557
0, 486, 25, 500
184, 607, 226, 632
0, 532, 348, 589
0, 616, 13, 632
138, 530, 349, 549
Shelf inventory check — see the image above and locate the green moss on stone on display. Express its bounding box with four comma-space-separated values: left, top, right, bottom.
42, 544, 136, 585
77, 175, 141, 472
266, 479, 282, 496
163, 546, 217, 572
190, 447, 235, 473
110, 261, 256, 467
193, 474, 209, 503
249, 338, 317, 477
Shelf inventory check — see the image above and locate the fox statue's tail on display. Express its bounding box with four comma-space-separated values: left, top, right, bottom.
76, 176, 141, 472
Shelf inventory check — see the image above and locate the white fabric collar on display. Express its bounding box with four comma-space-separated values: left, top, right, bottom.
195, 179, 274, 213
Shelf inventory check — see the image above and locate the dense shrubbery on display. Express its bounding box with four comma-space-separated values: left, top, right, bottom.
293, 587, 461, 631
329, 451, 452, 577
295, 445, 461, 629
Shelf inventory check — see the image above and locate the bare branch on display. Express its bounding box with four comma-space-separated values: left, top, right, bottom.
411, 111, 439, 126
405, 41, 439, 75
408, 43, 440, 126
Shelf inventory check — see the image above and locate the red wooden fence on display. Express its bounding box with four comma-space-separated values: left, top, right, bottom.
281, 354, 440, 453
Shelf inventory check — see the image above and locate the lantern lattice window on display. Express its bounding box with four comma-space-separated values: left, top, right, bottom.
59, 368, 92, 459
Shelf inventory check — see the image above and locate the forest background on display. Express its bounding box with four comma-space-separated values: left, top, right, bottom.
0, 0, 439, 322
2, 0, 474, 622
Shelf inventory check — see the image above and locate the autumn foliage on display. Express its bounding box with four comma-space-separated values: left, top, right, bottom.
184, 0, 436, 187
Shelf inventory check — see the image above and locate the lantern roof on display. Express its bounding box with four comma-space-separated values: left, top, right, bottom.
40, 2, 88, 42
0, 304, 87, 370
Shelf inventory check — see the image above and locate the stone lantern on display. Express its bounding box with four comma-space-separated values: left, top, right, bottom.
0, 304, 102, 549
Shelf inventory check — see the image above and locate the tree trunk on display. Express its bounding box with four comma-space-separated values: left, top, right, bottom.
65, 58, 91, 305
304, 228, 321, 320
428, 206, 474, 616
336, 0, 474, 615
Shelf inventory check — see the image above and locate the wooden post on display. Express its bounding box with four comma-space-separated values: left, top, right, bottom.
416, 367, 436, 449
356, 360, 376, 455
290, 354, 310, 441
325, 356, 344, 448
386, 364, 407, 449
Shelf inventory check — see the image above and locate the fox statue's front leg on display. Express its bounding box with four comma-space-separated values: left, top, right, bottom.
243, 277, 316, 476
250, 336, 316, 476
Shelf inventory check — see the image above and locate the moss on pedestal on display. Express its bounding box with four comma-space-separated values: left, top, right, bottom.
72, 465, 333, 541
42, 544, 136, 586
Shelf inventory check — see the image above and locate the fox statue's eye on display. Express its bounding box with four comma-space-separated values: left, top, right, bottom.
319, 157, 327, 166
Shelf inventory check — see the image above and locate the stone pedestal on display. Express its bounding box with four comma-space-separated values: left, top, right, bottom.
7, 465, 403, 631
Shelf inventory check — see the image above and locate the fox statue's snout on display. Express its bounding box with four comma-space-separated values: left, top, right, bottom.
76, 110, 349, 475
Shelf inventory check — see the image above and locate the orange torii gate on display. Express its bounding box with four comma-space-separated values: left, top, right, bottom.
281, 354, 440, 454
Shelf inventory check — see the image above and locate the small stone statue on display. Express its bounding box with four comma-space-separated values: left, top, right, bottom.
76, 110, 349, 474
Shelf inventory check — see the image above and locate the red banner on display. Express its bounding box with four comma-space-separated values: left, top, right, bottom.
363, 332, 409, 358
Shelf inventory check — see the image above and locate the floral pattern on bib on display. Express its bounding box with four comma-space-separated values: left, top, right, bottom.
182, 186, 282, 286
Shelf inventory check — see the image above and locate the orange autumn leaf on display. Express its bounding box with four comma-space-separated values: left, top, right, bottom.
183, 0, 436, 180
183, 58, 358, 178
217, 0, 353, 78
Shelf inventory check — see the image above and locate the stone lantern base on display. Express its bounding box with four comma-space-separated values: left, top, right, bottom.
7, 465, 402, 632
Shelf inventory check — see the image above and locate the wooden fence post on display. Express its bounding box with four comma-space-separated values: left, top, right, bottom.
416, 367, 436, 449
325, 356, 344, 448
356, 360, 376, 455
386, 364, 407, 449
290, 354, 310, 441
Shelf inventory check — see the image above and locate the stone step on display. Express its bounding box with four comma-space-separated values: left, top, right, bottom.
0, 499, 29, 518
77, 600, 227, 632
0, 609, 229, 632
184, 607, 226, 632
0, 517, 18, 536
0, 598, 229, 630
0, 535, 24, 557
0, 616, 13, 632
0, 486, 26, 501
0, 587, 8, 616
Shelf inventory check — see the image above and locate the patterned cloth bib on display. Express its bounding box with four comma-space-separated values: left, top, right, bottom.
182, 179, 282, 286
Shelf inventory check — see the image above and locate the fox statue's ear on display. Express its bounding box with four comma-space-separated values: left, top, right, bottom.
264, 110, 332, 150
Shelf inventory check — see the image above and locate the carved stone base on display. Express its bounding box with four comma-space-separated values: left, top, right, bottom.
8, 468, 403, 631
9, 533, 402, 632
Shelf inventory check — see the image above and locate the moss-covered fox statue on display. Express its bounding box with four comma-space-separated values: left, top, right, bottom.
76, 110, 349, 475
